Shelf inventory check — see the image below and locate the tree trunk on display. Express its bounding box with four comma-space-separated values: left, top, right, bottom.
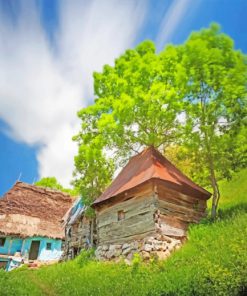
209, 157, 220, 219
204, 138, 220, 219
199, 94, 221, 219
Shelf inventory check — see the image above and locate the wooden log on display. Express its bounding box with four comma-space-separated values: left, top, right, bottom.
158, 190, 206, 211
98, 211, 155, 243
157, 183, 207, 207
97, 194, 155, 228
159, 214, 188, 230
95, 181, 154, 211
158, 206, 205, 223
158, 199, 205, 218
99, 230, 156, 245
156, 222, 186, 237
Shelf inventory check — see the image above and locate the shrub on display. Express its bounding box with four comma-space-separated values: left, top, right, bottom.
76, 248, 95, 267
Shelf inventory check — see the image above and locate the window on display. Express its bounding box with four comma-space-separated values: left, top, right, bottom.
118, 210, 125, 221
0, 238, 6, 247
46, 242, 52, 250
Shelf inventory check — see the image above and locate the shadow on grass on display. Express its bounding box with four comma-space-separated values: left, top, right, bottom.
218, 202, 247, 219
199, 202, 247, 225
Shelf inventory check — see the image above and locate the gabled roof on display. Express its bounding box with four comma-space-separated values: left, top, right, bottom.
94, 146, 211, 206
0, 182, 73, 239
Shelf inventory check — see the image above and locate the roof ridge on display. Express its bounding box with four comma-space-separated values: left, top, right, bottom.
13, 181, 73, 198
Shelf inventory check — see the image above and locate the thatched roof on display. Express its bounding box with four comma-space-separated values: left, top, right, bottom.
0, 182, 73, 239
94, 146, 211, 206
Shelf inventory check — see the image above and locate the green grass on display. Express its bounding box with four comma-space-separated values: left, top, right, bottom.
218, 168, 247, 209
1, 169, 246, 296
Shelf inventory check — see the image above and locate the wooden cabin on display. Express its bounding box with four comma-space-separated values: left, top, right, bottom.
0, 182, 73, 271
93, 146, 211, 261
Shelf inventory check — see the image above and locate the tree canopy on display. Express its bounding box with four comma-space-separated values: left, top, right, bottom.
74, 24, 247, 218
176, 24, 247, 217
35, 177, 78, 197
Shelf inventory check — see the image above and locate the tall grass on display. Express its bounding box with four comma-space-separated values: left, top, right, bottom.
1, 169, 246, 296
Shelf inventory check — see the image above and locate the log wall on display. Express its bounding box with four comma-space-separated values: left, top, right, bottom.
96, 181, 208, 245
155, 184, 207, 237
96, 193, 157, 245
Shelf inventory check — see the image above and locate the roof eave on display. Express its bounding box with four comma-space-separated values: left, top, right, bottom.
93, 177, 211, 207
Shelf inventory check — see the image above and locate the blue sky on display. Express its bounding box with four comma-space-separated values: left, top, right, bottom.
0, 0, 246, 196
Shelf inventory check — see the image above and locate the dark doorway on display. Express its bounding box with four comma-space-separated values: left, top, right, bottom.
29, 241, 40, 260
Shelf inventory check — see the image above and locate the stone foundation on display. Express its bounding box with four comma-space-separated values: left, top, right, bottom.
95, 234, 183, 262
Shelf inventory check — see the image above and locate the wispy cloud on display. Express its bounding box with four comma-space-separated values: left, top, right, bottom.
156, 0, 199, 50
0, 0, 147, 186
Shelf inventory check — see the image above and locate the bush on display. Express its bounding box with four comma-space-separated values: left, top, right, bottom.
76, 248, 95, 267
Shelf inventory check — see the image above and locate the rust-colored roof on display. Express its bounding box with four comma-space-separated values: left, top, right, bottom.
94, 146, 211, 206
0, 182, 73, 239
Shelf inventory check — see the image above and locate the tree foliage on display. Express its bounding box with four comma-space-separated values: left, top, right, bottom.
72, 146, 114, 206
176, 24, 247, 217
74, 24, 247, 217
92, 41, 183, 152
73, 41, 185, 206
35, 177, 78, 196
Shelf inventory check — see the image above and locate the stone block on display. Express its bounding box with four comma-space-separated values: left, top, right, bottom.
141, 251, 150, 260
102, 245, 109, 251
155, 250, 170, 260
115, 244, 122, 249
122, 247, 132, 256
143, 244, 153, 252
122, 243, 130, 250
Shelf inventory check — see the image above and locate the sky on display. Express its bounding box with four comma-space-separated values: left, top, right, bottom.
0, 0, 246, 196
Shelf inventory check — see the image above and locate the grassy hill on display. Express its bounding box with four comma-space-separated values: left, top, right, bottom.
1, 169, 246, 296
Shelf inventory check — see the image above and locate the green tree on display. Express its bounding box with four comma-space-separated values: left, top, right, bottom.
164, 145, 194, 178
178, 24, 247, 218
35, 177, 78, 196
72, 145, 114, 210
74, 24, 247, 218
73, 41, 184, 206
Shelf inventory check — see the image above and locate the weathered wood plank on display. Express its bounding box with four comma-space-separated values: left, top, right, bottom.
158, 214, 188, 230
97, 194, 155, 228
157, 184, 204, 205
98, 193, 155, 215
95, 181, 154, 211
98, 211, 154, 236
99, 230, 156, 245
158, 190, 206, 211
98, 211, 155, 243
158, 206, 205, 223
158, 199, 205, 217
156, 222, 186, 237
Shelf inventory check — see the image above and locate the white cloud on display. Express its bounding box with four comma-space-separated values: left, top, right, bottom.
156, 0, 200, 50
0, 0, 147, 186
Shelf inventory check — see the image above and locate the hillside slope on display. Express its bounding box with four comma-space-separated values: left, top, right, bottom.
1, 169, 246, 296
